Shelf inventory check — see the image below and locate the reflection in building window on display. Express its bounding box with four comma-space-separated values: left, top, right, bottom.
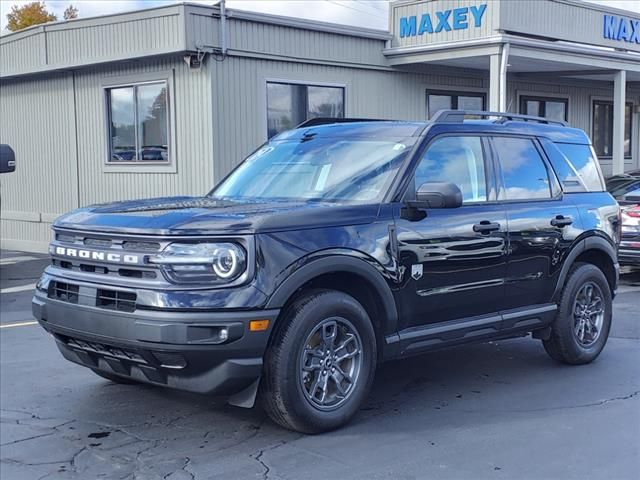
266, 82, 344, 138
106, 81, 169, 163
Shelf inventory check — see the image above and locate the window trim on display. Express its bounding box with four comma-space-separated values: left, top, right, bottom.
518, 95, 569, 122
590, 97, 633, 160
101, 71, 176, 173
426, 89, 487, 119
263, 77, 347, 140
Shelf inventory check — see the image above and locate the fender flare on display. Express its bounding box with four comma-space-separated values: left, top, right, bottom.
552, 235, 619, 300
265, 254, 399, 336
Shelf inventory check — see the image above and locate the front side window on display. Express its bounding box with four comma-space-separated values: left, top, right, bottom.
106, 81, 169, 163
267, 82, 344, 138
211, 135, 416, 203
492, 137, 552, 200
416, 136, 487, 203
520, 95, 568, 122
592, 100, 632, 158
427, 90, 485, 119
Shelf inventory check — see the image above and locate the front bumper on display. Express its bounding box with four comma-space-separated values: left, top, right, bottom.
32, 288, 280, 396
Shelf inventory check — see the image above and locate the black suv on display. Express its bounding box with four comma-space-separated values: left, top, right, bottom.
33, 111, 620, 433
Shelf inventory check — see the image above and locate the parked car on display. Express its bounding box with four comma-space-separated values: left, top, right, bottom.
606, 172, 640, 266
0, 144, 16, 173
33, 111, 620, 433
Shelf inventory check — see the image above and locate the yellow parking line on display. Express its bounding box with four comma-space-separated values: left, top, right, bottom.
0, 321, 39, 329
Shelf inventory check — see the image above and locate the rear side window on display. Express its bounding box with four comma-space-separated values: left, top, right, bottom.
553, 143, 605, 192
492, 137, 552, 200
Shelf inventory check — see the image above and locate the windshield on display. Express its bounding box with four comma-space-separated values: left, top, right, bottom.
210, 136, 416, 203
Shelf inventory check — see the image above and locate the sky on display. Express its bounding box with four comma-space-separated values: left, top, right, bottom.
1, 0, 639, 32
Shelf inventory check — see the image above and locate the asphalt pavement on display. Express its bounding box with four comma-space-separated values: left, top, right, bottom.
1, 250, 639, 480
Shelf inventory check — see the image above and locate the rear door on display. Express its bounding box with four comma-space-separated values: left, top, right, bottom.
490, 135, 580, 313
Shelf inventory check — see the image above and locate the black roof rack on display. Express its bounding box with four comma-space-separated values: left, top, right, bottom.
296, 117, 388, 128
431, 110, 567, 126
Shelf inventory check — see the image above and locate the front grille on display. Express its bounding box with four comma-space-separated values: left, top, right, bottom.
84, 237, 112, 248
49, 281, 79, 304
51, 230, 164, 284
52, 259, 157, 279
96, 289, 137, 313
122, 241, 161, 252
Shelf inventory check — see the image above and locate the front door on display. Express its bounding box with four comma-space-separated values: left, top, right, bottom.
393, 135, 508, 331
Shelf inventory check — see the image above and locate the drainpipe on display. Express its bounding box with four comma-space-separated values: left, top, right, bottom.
220, 0, 227, 56
499, 43, 510, 112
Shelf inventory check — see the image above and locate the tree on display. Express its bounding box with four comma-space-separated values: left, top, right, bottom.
6, 2, 57, 32
63, 4, 78, 20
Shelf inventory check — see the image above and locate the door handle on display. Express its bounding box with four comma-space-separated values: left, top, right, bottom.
473, 220, 501, 234
550, 215, 573, 228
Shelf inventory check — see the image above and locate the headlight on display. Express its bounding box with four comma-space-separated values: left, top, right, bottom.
149, 243, 247, 284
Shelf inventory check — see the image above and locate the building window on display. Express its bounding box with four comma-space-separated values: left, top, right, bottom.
426, 90, 485, 119
267, 82, 344, 138
106, 81, 169, 163
519, 96, 568, 122
592, 100, 632, 158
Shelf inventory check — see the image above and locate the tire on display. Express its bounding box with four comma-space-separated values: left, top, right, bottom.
91, 369, 140, 385
260, 289, 377, 433
543, 262, 612, 365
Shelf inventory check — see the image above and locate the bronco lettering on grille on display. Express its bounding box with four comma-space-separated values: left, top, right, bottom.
53, 246, 140, 264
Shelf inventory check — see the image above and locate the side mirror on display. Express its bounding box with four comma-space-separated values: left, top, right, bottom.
413, 182, 463, 209
0, 145, 16, 173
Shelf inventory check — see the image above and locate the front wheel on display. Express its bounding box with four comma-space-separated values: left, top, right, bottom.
260, 290, 377, 433
543, 263, 612, 364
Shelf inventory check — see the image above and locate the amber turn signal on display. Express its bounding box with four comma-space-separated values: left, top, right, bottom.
249, 319, 270, 332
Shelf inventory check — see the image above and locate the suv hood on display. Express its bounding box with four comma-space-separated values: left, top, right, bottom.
54, 196, 379, 235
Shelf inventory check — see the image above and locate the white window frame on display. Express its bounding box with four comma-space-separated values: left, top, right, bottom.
101, 70, 177, 173
262, 77, 348, 141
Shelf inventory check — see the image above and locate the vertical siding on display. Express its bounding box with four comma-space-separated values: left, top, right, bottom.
73, 57, 214, 205
0, 73, 78, 250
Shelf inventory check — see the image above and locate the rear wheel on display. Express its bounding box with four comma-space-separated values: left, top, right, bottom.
91, 369, 139, 385
543, 263, 612, 364
260, 289, 376, 433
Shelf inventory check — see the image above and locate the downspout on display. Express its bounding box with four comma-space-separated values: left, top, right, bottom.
499, 42, 510, 112
219, 0, 227, 56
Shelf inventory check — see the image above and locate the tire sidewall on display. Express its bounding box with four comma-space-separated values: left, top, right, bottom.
277, 291, 376, 432
556, 264, 612, 361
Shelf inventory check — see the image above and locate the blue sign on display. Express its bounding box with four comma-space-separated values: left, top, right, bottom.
399, 4, 487, 39
604, 14, 640, 44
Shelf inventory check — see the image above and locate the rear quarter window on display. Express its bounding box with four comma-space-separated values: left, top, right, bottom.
546, 142, 605, 193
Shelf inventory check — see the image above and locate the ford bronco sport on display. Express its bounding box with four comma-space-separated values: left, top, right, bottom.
33, 111, 620, 433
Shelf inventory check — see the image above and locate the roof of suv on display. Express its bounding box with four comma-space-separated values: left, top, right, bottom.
279, 113, 590, 144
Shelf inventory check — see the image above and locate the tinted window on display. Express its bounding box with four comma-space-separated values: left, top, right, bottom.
493, 137, 551, 200
592, 101, 631, 157
520, 96, 568, 122
416, 136, 487, 203
106, 82, 169, 163
267, 82, 344, 138
427, 91, 485, 119
554, 143, 604, 192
